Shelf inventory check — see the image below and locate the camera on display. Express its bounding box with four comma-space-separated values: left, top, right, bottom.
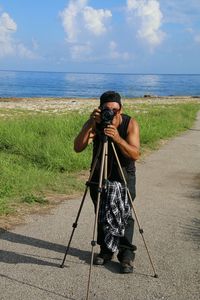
100, 108, 115, 126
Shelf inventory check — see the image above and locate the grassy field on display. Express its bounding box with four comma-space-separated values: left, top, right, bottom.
0, 101, 199, 216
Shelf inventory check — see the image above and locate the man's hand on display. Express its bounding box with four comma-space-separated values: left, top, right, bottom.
104, 124, 121, 143
90, 108, 101, 124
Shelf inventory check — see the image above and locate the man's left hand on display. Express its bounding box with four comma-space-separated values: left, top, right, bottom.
104, 125, 121, 143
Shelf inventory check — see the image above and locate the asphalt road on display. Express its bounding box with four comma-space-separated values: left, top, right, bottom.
0, 112, 200, 300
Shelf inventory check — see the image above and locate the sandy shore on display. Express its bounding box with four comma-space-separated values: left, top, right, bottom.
0, 96, 199, 112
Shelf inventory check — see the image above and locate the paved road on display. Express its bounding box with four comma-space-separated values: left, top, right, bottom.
0, 113, 200, 300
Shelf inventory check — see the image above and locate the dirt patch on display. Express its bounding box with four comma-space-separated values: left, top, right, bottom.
0, 193, 81, 230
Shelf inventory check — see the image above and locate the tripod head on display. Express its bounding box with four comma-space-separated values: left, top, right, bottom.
95, 123, 111, 143
98, 133, 109, 143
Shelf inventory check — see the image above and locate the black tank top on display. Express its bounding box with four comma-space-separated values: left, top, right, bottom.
91, 114, 135, 183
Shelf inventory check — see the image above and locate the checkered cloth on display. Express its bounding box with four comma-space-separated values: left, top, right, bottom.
99, 180, 131, 252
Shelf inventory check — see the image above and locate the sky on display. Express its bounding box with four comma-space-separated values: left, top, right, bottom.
0, 0, 200, 74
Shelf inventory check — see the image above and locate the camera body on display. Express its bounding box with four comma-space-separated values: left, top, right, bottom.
100, 108, 115, 126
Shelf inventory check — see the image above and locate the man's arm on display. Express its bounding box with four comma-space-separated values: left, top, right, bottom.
104, 118, 140, 160
74, 118, 95, 152
74, 108, 101, 152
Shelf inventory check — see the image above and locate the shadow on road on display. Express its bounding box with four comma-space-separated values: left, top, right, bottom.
0, 249, 59, 267
0, 229, 91, 266
0, 229, 153, 276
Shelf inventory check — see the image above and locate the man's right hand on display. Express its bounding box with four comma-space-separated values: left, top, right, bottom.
90, 108, 101, 124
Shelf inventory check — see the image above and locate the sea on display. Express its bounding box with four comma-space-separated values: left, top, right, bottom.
0, 70, 200, 98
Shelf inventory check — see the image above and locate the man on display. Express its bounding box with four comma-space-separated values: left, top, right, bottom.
74, 91, 140, 273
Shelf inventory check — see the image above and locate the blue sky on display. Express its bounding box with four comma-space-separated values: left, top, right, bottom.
0, 0, 200, 74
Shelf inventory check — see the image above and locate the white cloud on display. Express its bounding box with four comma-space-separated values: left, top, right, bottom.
127, 0, 139, 10
0, 11, 37, 59
127, 0, 165, 48
109, 41, 130, 60
60, 0, 87, 42
0, 12, 17, 56
60, 0, 112, 42
83, 7, 112, 36
0, 12, 17, 31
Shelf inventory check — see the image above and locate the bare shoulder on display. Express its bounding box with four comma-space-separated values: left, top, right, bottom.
127, 117, 139, 133
125, 116, 140, 149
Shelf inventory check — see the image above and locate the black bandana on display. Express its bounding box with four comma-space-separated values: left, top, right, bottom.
100, 91, 122, 107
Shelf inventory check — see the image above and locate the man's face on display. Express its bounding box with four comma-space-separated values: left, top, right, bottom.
101, 101, 122, 125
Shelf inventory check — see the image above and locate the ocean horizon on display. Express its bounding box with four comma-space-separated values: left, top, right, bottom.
0, 70, 200, 98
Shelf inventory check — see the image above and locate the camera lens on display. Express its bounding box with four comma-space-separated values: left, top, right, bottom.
101, 108, 115, 125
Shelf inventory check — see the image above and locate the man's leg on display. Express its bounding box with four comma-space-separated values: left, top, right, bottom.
118, 216, 137, 272
118, 174, 137, 273
89, 185, 114, 265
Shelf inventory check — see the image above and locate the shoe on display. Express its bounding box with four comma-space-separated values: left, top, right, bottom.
120, 260, 134, 274
93, 252, 113, 265
117, 251, 135, 263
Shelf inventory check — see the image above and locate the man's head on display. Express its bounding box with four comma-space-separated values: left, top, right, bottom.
100, 91, 121, 109
99, 91, 122, 126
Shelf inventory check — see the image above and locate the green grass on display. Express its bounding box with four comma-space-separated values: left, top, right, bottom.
124, 103, 200, 151
0, 102, 199, 215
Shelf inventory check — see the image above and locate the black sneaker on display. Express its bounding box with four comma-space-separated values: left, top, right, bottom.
93, 252, 113, 265
120, 260, 134, 274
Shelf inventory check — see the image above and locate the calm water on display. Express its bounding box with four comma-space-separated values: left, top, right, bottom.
0, 70, 200, 98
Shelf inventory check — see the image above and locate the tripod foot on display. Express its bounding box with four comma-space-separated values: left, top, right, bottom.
154, 274, 158, 278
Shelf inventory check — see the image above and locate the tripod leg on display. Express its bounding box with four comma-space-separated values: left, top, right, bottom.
126, 190, 158, 278
60, 141, 103, 268
86, 139, 107, 300
60, 187, 88, 268
111, 142, 158, 278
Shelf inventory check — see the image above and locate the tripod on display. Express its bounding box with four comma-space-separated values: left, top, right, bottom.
60, 134, 158, 300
